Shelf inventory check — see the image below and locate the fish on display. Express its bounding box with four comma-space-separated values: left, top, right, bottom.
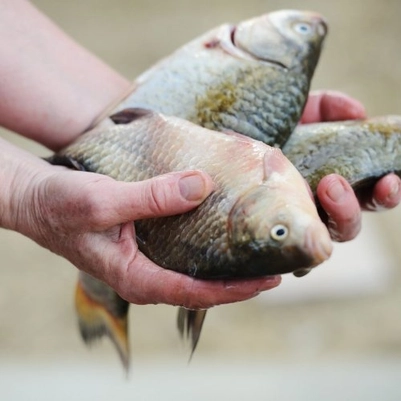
95, 9, 327, 147
284, 116, 401, 196
51, 108, 332, 368
53, 9, 329, 368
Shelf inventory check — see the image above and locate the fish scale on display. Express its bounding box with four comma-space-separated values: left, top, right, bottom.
52, 108, 333, 369
57, 9, 401, 370
96, 12, 326, 148
51, 10, 332, 368
55, 110, 331, 278
283, 116, 401, 194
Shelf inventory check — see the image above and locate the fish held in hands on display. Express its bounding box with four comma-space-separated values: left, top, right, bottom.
52, 8, 329, 367
284, 116, 401, 197
51, 109, 332, 368
54, 109, 332, 278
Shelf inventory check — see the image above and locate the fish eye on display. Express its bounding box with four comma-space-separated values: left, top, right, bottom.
293, 22, 313, 35
270, 224, 289, 241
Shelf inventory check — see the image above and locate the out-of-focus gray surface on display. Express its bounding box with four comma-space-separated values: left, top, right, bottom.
3, 357, 401, 401
1, 0, 401, 399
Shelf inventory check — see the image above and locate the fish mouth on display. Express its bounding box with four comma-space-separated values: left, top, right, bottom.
230, 26, 289, 69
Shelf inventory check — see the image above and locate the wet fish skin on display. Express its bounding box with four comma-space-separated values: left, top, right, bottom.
68, 113, 401, 368
100, 10, 327, 147
53, 108, 333, 367
55, 109, 332, 279
284, 116, 401, 196
58, 9, 328, 367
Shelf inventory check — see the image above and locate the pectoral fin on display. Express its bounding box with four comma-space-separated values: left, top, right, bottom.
46, 154, 87, 171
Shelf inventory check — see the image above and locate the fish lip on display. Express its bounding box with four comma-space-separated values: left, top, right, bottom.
217, 25, 289, 70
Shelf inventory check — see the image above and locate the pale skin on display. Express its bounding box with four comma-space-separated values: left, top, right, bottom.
0, 1, 400, 309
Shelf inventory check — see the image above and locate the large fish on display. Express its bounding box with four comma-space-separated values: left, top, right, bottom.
284, 116, 401, 195
53, 109, 332, 369
52, 9, 330, 368
95, 9, 327, 147
64, 112, 401, 370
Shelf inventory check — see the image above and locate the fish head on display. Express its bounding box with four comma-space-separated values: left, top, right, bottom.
233, 10, 327, 76
227, 148, 332, 276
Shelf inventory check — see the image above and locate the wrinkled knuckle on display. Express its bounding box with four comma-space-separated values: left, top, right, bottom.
146, 181, 170, 216
179, 283, 211, 310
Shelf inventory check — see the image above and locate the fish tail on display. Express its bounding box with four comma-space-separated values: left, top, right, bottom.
177, 308, 207, 359
75, 273, 130, 370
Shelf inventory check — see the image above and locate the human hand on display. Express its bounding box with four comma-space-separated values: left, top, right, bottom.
301, 90, 401, 241
6, 160, 280, 308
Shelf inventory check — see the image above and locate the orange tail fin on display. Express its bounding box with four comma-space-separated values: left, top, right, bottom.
75, 272, 130, 370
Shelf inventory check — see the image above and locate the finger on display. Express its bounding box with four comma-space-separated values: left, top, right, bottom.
71, 221, 139, 280
301, 90, 366, 124
112, 170, 214, 222
73, 170, 215, 228
316, 174, 361, 242
74, 212, 280, 309
118, 252, 281, 309
361, 173, 401, 211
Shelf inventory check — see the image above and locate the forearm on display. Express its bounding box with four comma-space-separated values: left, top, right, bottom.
0, 137, 53, 233
0, 0, 130, 151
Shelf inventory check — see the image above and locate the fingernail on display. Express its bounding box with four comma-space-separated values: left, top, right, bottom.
179, 173, 207, 201
327, 179, 346, 202
388, 180, 401, 199
260, 275, 282, 290
224, 276, 281, 290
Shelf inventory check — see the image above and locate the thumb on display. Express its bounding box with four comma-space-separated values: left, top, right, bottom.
95, 170, 215, 226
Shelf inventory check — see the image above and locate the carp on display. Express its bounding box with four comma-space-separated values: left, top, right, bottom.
284, 116, 401, 196
52, 9, 331, 368
51, 109, 332, 368
96, 9, 327, 147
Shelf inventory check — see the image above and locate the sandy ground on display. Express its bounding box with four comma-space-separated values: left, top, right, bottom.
1, 0, 401, 399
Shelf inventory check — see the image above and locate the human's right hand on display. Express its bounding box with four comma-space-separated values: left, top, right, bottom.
301, 91, 401, 242
1, 143, 280, 309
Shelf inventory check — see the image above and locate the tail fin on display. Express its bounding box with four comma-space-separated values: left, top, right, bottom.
177, 308, 207, 359
75, 272, 130, 370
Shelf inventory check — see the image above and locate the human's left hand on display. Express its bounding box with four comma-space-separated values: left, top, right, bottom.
301, 90, 401, 241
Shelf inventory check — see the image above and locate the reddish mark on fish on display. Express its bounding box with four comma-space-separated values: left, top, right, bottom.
204, 38, 220, 48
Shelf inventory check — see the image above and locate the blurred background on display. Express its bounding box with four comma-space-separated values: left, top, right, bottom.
1, 0, 401, 399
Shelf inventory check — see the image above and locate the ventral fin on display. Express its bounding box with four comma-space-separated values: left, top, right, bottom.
177, 308, 207, 360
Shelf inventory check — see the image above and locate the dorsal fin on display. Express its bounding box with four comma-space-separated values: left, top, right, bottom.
109, 108, 153, 125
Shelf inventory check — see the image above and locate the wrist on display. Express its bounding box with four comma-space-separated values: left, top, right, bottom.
0, 138, 53, 234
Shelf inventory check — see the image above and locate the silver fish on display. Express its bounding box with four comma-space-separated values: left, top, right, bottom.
60, 6, 401, 369
52, 109, 332, 368
284, 116, 401, 195
96, 9, 327, 147
53, 9, 330, 368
